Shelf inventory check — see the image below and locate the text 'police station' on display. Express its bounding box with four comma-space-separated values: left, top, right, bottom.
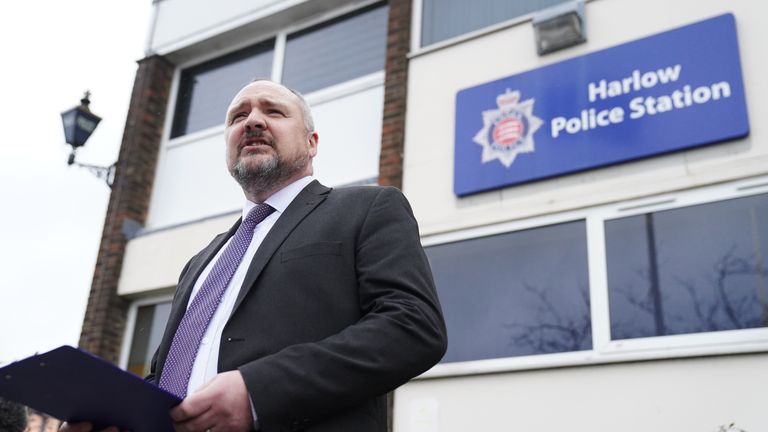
550, 64, 732, 138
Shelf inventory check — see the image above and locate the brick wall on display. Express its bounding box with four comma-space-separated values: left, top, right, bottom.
78, 55, 174, 363
378, 0, 412, 189
379, 1, 413, 428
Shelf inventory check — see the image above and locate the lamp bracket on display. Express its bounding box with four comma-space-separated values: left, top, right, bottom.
68, 150, 116, 188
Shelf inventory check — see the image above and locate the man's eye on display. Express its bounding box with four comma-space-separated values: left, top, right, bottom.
267, 109, 284, 116
231, 113, 247, 123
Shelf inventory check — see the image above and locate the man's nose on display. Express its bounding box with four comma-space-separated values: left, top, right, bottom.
244, 111, 266, 131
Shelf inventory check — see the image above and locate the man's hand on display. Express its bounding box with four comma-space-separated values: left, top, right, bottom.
171, 370, 254, 432
59, 422, 119, 432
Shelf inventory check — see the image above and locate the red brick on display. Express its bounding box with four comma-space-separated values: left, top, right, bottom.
378, 0, 411, 190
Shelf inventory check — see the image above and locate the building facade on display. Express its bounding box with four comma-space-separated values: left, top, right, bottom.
80, 0, 768, 431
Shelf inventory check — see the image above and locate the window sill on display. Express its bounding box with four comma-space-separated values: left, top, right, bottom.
304, 71, 385, 106
419, 330, 768, 380
166, 124, 226, 150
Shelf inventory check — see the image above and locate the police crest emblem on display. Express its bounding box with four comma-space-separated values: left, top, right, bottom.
473, 89, 543, 168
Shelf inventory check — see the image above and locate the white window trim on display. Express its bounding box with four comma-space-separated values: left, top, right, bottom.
419, 176, 768, 379
410, 0, 424, 55
304, 71, 384, 106
119, 294, 174, 372
161, 66, 182, 149
270, 32, 287, 83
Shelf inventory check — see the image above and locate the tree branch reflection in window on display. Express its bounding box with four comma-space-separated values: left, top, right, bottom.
606, 194, 768, 340
426, 220, 591, 363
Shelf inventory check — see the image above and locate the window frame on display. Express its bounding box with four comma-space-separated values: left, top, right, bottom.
421, 176, 768, 379
426, 218, 593, 363
119, 294, 174, 374
164, 0, 387, 145
170, 37, 277, 139
281, 1, 389, 95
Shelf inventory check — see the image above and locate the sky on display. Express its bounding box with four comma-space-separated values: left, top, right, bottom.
0, 1, 153, 365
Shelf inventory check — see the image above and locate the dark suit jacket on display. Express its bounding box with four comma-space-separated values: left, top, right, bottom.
147, 181, 447, 432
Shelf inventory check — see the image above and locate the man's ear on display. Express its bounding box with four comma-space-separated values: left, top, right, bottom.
307, 131, 319, 157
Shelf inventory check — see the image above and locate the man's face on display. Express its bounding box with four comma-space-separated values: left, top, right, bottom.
224, 81, 318, 194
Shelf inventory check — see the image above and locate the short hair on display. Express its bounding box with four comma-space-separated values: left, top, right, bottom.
248, 78, 315, 133
0, 398, 27, 432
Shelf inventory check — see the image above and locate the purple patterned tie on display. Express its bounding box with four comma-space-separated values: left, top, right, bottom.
159, 204, 275, 398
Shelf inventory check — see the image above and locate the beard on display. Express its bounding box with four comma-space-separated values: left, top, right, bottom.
229, 146, 309, 196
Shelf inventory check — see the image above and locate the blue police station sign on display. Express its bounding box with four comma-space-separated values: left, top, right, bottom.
454, 13, 749, 196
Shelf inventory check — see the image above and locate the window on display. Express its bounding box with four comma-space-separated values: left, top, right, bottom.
125, 301, 172, 377
420, 0, 569, 47
169, 2, 388, 139
171, 40, 275, 138
282, 3, 388, 94
423, 180, 768, 375
426, 220, 591, 363
606, 194, 768, 340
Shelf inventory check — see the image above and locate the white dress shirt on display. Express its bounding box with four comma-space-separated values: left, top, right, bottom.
185, 175, 315, 394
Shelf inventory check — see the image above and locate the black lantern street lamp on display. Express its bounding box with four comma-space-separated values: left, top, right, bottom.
61, 91, 116, 187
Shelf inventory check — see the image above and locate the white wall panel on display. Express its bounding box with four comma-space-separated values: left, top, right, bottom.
395, 353, 767, 432
146, 132, 244, 229
150, 0, 289, 54
118, 213, 236, 295
311, 85, 384, 186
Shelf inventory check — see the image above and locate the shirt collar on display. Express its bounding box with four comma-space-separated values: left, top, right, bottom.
242, 176, 315, 219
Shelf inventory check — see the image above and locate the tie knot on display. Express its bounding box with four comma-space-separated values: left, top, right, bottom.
243, 203, 275, 230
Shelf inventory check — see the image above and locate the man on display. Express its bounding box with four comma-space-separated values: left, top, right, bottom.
64, 79, 446, 432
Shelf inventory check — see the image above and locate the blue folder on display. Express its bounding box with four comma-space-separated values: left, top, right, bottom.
0, 345, 180, 431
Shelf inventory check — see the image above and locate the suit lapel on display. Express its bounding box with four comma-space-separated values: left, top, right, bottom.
231, 180, 331, 315
156, 180, 330, 377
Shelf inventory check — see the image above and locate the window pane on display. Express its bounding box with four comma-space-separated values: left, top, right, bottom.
282, 3, 388, 94
127, 302, 172, 377
422, 0, 569, 46
426, 221, 591, 363
171, 40, 274, 138
606, 194, 768, 340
